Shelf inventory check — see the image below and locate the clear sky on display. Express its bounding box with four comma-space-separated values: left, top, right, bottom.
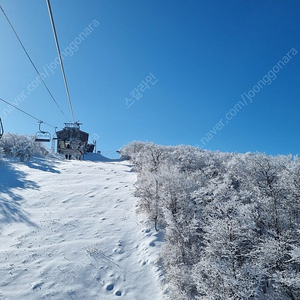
0, 0, 299, 158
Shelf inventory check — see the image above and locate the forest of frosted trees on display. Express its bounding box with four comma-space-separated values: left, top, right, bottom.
120, 142, 300, 300
0, 134, 48, 162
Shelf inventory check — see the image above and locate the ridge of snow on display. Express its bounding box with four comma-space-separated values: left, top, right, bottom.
0, 156, 164, 300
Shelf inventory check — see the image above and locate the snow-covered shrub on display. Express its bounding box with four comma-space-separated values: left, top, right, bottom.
0, 147, 4, 162
119, 141, 147, 162
0, 133, 49, 161
121, 141, 300, 300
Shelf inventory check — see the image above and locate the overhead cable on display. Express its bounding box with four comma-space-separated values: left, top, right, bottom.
0, 4, 70, 122
46, 0, 76, 123
0, 96, 57, 128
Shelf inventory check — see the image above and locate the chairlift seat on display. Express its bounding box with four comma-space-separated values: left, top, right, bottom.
35, 132, 51, 142
35, 138, 51, 142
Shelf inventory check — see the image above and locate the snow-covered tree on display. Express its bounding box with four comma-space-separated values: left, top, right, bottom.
0, 147, 4, 162
0, 133, 49, 161
120, 142, 300, 300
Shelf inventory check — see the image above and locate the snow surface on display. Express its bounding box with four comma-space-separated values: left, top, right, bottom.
0, 154, 164, 300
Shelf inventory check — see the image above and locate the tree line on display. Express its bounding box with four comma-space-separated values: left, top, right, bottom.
120, 141, 300, 300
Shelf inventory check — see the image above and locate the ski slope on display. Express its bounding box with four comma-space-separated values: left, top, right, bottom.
0, 155, 164, 300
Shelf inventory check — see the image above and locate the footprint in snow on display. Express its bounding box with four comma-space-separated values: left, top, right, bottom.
106, 284, 114, 291
106, 284, 122, 296
32, 282, 43, 291
139, 260, 147, 266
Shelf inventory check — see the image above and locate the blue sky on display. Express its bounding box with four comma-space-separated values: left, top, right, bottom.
0, 0, 299, 158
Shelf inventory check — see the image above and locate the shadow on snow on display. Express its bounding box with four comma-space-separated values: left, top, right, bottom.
0, 159, 48, 227
24, 156, 61, 174
83, 153, 128, 163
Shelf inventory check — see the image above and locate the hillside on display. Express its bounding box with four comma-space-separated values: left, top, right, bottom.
0, 154, 164, 300
2, 141, 300, 300
120, 142, 300, 300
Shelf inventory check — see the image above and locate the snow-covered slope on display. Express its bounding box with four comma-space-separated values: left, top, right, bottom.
0, 155, 164, 300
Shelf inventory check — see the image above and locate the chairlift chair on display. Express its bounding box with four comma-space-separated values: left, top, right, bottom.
0, 118, 4, 139
35, 121, 51, 142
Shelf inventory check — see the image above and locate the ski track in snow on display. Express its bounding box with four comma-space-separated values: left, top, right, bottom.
0, 156, 164, 300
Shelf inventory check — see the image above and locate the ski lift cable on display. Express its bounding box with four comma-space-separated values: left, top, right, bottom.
0, 4, 70, 123
0, 96, 57, 128
46, 0, 76, 124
